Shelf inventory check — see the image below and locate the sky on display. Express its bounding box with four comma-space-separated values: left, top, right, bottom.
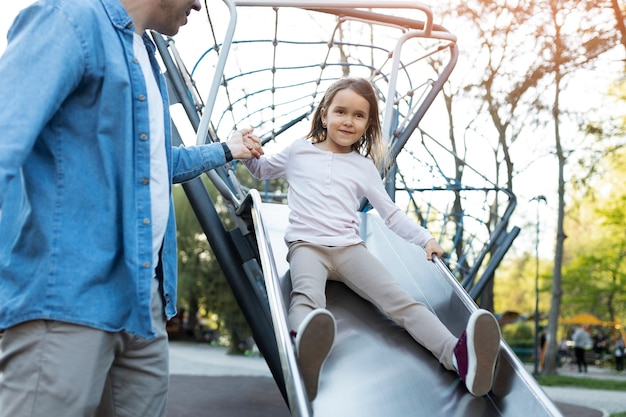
2, 0, 600, 260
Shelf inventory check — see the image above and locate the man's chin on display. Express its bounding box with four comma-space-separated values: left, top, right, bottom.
160, 26, 181, 37
154, 18, 187, 37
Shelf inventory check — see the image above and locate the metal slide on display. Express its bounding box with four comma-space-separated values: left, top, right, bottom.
243, 195, 563, 417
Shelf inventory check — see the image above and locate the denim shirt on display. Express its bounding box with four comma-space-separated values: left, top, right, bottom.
0, 0, 227, 338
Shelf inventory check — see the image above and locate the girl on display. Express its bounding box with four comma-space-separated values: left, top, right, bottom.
243, 77, 500, 401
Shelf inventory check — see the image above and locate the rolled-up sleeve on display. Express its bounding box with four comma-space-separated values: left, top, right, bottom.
170, 143, 227, 184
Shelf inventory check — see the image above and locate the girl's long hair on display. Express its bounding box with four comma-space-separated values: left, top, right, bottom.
307, 77, 388, 172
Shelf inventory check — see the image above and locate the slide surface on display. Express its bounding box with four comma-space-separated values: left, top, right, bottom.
258, 202, 562, 417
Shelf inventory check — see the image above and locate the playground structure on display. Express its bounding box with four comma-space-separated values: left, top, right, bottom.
154, 1, 562, 416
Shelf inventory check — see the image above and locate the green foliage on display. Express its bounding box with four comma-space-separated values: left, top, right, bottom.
493, 252, 552, 317
172, 163, 289, 352
495, 149, 626, 327
493, 87, 625, 332
562, 148, 626, 323
502, 321, 535, 347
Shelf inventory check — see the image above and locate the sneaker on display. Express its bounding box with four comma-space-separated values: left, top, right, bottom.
295, 308, 336, 401
453, 309, 501, 396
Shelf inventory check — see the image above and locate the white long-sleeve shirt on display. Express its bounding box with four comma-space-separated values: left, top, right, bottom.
243, 139, 433, 247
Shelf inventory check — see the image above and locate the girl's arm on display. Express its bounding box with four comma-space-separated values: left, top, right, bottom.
242, 141, 292, 180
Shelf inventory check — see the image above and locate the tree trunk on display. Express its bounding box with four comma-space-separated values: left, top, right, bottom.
543, 11, 566, 371
610, 0, 626, 52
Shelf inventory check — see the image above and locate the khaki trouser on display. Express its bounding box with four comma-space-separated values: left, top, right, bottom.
0, 279, 169, 417
287, 241, 457, 370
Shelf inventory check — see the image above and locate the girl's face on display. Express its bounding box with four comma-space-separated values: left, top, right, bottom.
319, 88, 370, 153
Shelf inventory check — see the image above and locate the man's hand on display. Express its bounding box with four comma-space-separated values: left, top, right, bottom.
225, 128, 264, 160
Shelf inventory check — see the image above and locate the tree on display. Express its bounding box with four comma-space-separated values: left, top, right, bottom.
540, 0, 624, 374
434, 0, 621, 373
562, 148, 626, 323
173, 161, 290, 352
493, 251, 552, 316
173, 179, 253, 352
436, 0, 555, 311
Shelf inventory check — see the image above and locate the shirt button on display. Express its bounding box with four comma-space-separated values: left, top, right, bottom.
140, 133, 148, 141
141, 178, 149, 185
143, 218, 151, 225
138, 94, 146, 101
133, 57, 139, 64
142, 261, 151, 269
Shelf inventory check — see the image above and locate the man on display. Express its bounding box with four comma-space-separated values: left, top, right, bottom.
0, 0, 262, 416
572, 325, 591, 373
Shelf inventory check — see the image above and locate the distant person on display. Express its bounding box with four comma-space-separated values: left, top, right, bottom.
593, 333, 607, 359
0, 0, 262, 416
242, 77, 501, 401
557, 338, 569, 367
572, 325, 592, 373
614, 336, 624, 372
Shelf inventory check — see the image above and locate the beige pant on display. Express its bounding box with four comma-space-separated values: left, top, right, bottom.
287, 241, 457, 370
0, 279, 169, 417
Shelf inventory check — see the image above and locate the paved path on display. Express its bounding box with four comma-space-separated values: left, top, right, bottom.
167, 342, 287, 417
169, 341, 271, 377
168, 342, 626, 417
524, 363, 626, 417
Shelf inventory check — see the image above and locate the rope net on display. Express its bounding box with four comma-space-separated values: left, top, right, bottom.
164, 1, 516, 287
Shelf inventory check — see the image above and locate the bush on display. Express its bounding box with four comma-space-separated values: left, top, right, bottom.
502, 321, 535, 347
502, 321, 536, 362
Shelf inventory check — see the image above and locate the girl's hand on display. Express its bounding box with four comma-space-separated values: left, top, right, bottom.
424, 238, 444, 261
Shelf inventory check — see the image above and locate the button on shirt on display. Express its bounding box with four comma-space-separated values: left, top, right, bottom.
133, 32, 169, 273
0, 0, 230, 338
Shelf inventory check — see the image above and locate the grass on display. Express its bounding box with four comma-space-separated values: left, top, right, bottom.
535, 373, 626, 391
534, 373, 626, 417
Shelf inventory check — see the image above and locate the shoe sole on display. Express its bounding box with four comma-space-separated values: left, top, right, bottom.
297, 312, 335, 401
466, 311, 500, 396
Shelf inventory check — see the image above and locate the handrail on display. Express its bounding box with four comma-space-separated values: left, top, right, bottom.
243, 189, 312, 417
195, 0, 238, 146
386, 43, 458, 163
382, 29, 456, 145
